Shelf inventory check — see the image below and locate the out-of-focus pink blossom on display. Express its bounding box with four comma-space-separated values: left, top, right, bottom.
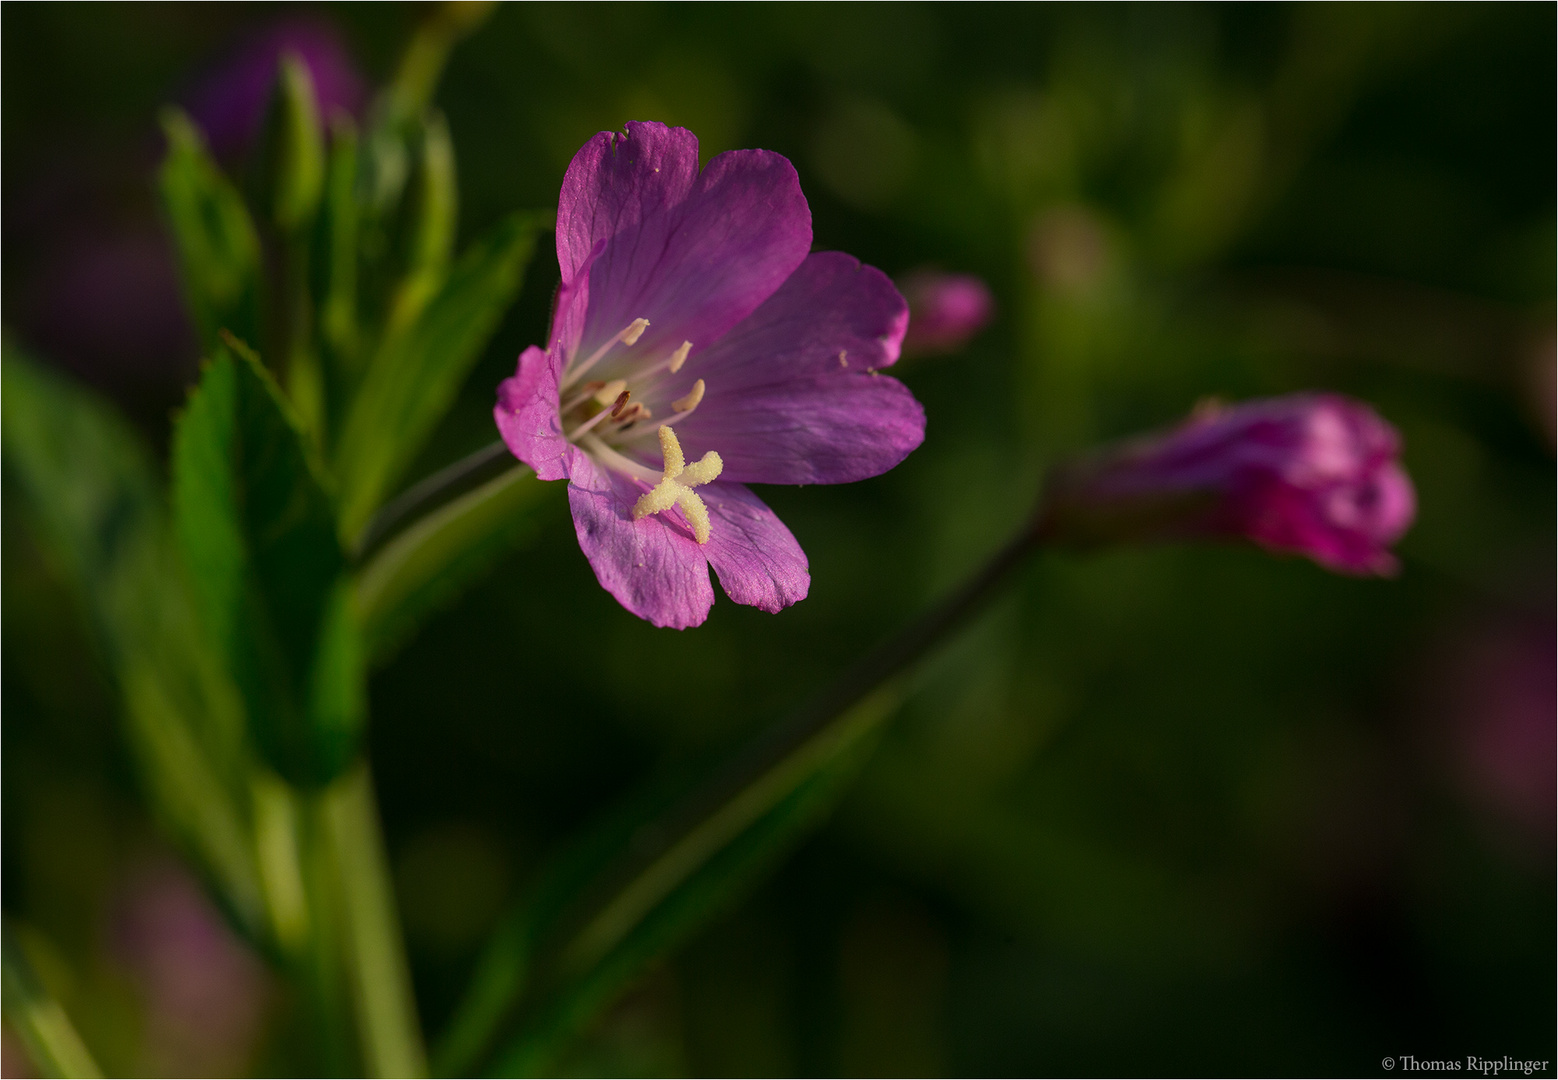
1039, 393, 1416, 575
1437, 616, 1556, 839
110, 858, 270, 1077
26, 229, 196, 386
186, 17, 366, 158
897, 270, 994, 356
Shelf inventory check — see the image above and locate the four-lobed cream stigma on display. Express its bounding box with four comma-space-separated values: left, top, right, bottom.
633, 425, 723, 543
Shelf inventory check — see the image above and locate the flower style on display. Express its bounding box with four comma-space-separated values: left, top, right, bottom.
1039, 393, 1416, 575
495, 122, 925, 628
898, 269, 994, 356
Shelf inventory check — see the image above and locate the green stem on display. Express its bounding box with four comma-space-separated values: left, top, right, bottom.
355, 439, 510, 561
552, 519, 1042, 976
322, 764, 428, 1078
299, 788, 355, 1077
445, 517, 1046, 1075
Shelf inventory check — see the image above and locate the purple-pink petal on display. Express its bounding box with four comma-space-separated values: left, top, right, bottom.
679, 373, 925, 486
495, 250, 604, 480
700, 483, 810, 613
685, 252, 907, 386
676, 251, 924, 484
495, 346, 570, 481
566, 454, 715, 629
557, 123, 701, 282
556, 122, 813, 370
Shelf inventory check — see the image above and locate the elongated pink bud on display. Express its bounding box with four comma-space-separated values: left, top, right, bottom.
1039, 393, 1417, 576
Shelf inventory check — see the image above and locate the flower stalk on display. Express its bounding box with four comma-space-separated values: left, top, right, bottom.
320, 766, 427, 1078
444, 509, 1047, 1076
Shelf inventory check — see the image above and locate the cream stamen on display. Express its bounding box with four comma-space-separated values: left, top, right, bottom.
668, 340, 692, 373
560, 378, 625, 416
566, 389, 631, 440
635, 339, 696, 381
672, 379, 705, 413
561, 317, 650, 391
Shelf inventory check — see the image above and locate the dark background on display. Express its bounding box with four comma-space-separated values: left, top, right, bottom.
4, 3, 1554, 1075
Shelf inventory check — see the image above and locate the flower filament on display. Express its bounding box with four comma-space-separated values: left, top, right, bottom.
558, 318, 727, 542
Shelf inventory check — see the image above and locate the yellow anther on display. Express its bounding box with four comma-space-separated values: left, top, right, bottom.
561, 317, 652, 391
668, 340, 693, 373
621, 318, 650, 346
632, 425, 723, 543
672, 378, 705, 413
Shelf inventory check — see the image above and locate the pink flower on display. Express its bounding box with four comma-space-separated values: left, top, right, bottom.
898, 270, 994, 356
1040, 394, 1417, 575
1432, 615, 1556, 839
110, 858, 270, 1076
495, 122, 925, 628
186, 17, 366, 158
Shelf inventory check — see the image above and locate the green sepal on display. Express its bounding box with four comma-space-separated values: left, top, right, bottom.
316, 116, 363, 435
335, 210, 546, 544
172, 338, 363, 787
157, 108, 263, 354
270, 53, 327, 232
360, 108, 459, 348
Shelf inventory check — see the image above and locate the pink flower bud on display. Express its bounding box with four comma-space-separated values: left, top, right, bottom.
1039, 393, 1417, 575
898, 269, 994, 356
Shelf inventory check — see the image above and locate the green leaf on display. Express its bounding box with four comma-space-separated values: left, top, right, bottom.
2, 923, 103, 1079
358, 107, 458, 347
272, 54, 327, 231
0, 349, 265, 932
260, 54, 329, 439
335, 211, 546, 544
399, 110, 459, 313
317, 118, 363, 424
359, 1, 495, 217
157, 109, 263, 354
356, 463, 551, 664
437, 683, 905, 1078
172, 340, 363, 786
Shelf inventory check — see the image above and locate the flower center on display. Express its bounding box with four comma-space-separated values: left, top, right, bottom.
560, 319, 725, 543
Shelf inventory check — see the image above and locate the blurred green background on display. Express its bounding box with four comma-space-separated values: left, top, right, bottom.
3, 3, 1553, 1075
